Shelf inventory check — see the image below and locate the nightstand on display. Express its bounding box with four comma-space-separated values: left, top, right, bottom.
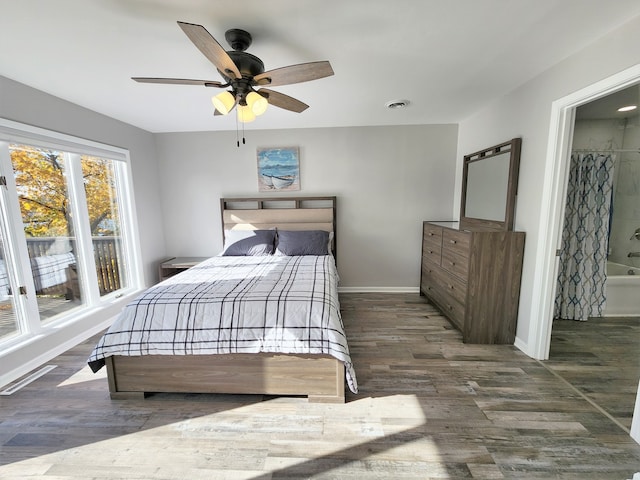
158, 257, 209, 282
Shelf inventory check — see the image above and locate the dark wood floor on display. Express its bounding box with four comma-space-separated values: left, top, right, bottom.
546, 316, 640, 431
1, 293, 639, 479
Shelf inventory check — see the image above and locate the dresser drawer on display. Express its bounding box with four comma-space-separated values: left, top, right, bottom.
420, 264, 441, 299
441, 229, 470, 278
435, 267, 468, 305
425, 271, 465, 329
423, 223, 443, 242
435, 291, 465, 330
422, 224, 442, 264
442, 228, 470, 256
422, 241, 441, 265
441, 248, 469, 279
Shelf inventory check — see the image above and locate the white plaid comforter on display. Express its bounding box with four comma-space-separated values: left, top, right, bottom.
88, 255, 357, 393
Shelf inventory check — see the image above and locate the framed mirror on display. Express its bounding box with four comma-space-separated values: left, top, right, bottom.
460, 138, 521, 231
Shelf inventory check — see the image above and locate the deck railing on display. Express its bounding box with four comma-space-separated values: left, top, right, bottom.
25, 236, 123, 295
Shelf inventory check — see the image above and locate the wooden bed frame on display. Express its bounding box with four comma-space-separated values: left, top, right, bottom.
105, 196, 346, 403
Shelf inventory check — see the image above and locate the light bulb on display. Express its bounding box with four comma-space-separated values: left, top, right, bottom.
246, 91, 268, 116
212, 91, 235, 115
237, 104, 256, 123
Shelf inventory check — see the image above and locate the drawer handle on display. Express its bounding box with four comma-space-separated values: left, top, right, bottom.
428, 250, 433, 254
448, 284, 454, 290
449, 240, 456, 244
429, 232, 434, 236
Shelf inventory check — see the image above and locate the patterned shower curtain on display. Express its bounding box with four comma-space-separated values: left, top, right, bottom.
554, 152, 614, 321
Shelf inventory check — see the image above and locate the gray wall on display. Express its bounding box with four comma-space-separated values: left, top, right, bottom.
155, 124, 459, 289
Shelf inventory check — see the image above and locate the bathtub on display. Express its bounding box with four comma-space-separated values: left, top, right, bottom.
604, 261, 640, 316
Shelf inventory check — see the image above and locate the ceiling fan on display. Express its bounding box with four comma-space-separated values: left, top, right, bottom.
133, 21, 334, 123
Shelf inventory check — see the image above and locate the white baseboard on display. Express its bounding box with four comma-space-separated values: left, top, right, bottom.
338, 286, 420, 294
513, 336, 530, 357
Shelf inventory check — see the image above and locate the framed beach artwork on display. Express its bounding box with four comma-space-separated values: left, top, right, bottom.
257, 146, 300, 192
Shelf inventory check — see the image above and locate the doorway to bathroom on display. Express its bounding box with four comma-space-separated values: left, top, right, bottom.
535, 65, 640, 441
554, 83, 640, 321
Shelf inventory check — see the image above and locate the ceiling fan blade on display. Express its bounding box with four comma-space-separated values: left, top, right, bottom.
177, 21, 241, 80
254, 61, 334, 87
259, 89, 309, 113
132, 77, 225, 87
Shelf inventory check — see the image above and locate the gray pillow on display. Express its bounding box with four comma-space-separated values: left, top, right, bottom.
222, 229, 276, 256
275, 230, 330, 256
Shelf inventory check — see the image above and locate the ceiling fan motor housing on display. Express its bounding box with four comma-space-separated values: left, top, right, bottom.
224, 51, 265, 79
220, 28, 265, 82
220, 51, 266, 104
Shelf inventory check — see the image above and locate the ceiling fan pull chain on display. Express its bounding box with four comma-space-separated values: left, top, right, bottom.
236, 110, 240, 147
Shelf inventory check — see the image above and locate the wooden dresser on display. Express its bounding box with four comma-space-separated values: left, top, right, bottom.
420, 221, 525, 344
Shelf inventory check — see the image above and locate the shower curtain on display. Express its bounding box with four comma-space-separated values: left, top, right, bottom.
554, 152, 614, 321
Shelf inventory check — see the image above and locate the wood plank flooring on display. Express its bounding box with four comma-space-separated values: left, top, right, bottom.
545, 316, 640, 431
1, 293, 639, 479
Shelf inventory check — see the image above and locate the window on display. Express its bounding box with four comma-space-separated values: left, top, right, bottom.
0, 119, 142, 346
0, 224, 19, 342
81, 155, 130, 297
10, 144, 83, 322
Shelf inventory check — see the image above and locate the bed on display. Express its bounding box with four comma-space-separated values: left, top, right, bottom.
88, 196, 356, 403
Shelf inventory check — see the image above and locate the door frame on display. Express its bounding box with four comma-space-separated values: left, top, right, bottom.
530, 63, 640, 442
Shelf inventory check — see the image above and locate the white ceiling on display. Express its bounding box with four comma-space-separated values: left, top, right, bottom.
3, 1, 640, 133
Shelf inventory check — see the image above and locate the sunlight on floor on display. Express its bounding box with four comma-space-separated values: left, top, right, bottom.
1, 393, 446, 479
56, 365, 106, 388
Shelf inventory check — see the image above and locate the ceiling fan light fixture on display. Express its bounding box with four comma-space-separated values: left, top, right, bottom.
212, 91, 235, 115
246, 91, 268, 116
237, 104, 256, 123
618, 104, 637, 112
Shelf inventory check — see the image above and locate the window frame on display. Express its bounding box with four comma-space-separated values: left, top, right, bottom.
0, 118, 144, 347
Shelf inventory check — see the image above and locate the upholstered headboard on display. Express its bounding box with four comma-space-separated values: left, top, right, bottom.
220, 196, 337, 256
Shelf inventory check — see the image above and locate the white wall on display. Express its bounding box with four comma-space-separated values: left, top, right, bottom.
455, 15, 640, 355
155, 124, 458, 289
